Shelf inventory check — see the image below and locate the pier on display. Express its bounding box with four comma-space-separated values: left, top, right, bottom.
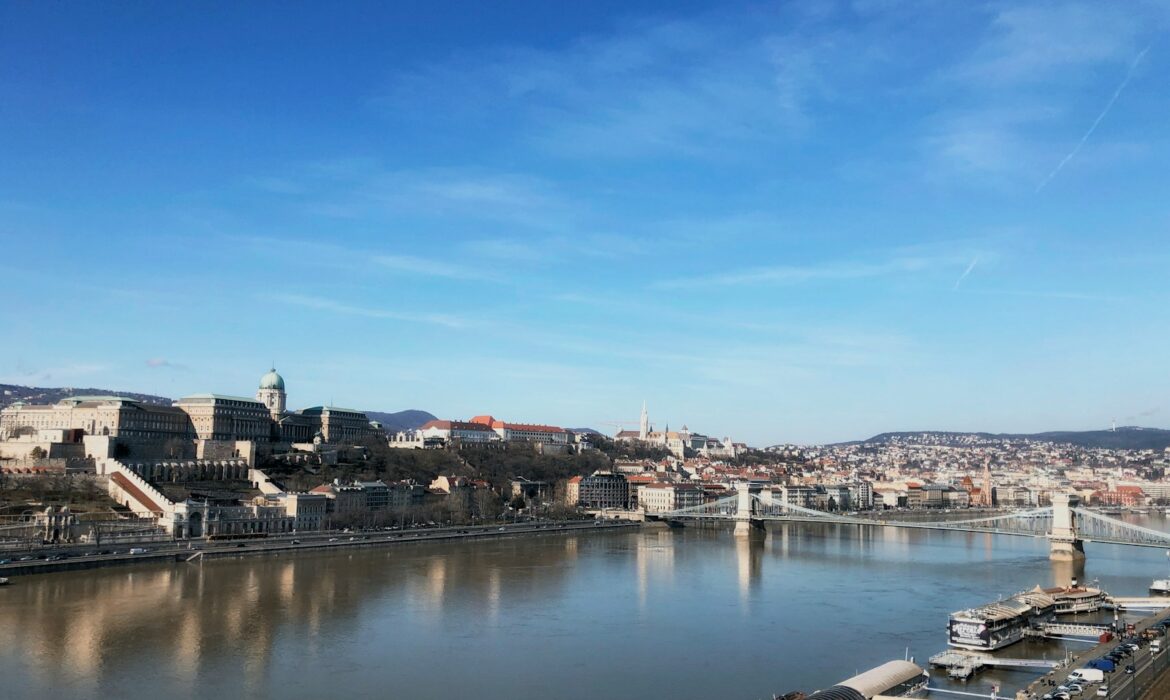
1106, 597, 1170, 611
929, 650, 1063, 681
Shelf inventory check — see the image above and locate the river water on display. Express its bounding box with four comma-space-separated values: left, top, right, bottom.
1, 518, 1168, 700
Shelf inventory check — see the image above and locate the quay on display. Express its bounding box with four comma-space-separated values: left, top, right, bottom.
1020, 605, 1170, 700
0, 519, 638, 578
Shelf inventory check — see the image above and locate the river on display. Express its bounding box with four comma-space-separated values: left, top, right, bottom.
2, 517, 1168, 700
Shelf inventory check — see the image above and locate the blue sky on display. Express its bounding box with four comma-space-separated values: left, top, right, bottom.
2, 1, 1169, 445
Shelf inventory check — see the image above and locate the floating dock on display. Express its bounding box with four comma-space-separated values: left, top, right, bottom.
929, 650, 1063, 681
1106, 597, 1170, 611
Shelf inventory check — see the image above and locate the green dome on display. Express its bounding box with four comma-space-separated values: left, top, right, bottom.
259, 368, 285, 391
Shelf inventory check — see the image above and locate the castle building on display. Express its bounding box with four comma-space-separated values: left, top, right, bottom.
0, 368, 378, 463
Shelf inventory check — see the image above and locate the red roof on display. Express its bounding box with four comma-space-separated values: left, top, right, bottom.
495, 421, 566, 433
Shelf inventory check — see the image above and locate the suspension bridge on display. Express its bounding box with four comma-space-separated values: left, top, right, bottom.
658, 486, 1170, 560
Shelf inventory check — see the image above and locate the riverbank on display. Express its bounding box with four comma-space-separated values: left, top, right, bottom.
0, 519, 640, 578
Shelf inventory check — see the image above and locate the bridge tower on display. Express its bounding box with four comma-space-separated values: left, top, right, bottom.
733, 483, 767, 539
1049, 492, 1085, 561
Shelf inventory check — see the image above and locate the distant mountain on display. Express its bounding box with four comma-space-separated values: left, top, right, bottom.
852, 427, 1170, 451
0, 383, 171, 409
569, 427, 603, 436
365, 409, 437, 432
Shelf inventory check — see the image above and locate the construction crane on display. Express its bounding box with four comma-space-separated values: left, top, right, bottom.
599, 420, 640, 436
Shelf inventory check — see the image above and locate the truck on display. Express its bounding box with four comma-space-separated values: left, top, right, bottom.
1087, 658, 1115, 672
1068, 668, 1106, 684
1151, 639, 1162, 653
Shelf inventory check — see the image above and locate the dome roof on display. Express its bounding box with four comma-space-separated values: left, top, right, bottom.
259, 368, 285, 391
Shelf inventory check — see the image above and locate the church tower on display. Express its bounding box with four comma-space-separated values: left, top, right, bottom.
981, 460, 994, 507
257, 368, 286, 420
639, 401, 649, 440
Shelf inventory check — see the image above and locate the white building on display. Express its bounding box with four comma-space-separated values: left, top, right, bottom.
637, 482, 705, 513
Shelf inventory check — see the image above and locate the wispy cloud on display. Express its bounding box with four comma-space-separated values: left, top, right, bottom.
654, 253, 962, 290
267, 293, 471, 329
960, 4, 1143, 83
925, 3, 1157, 184
372, 254, 497, 282
953, 256, 980, 289
145, 358, 188, 370
373, 9, 863, 160
1035, 44, 1152, 192
228, 235, 503, 283
2, 362, 111, 385
1125, 407, 1161, 421
964, 289, 1126, 303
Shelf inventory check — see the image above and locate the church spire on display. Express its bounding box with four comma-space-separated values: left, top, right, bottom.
639, 400, 649, 440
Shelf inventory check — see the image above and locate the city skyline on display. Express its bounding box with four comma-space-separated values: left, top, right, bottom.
3, 2, 1170, 445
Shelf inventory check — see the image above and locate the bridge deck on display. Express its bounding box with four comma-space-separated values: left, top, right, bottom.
661, 494, 1170, 550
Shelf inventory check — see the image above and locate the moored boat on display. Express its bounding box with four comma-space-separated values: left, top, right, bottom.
948, 590, 1056, 651
1039, 582, 1107, 614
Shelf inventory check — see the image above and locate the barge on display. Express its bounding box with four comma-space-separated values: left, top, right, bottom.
948, 590, 1056, 651
1038, 581, 1107, 614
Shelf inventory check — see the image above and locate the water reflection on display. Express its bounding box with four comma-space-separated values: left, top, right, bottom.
1051, 557, 1087, 588
0, 536, 589, 698
634, 528, 675, 613
736, 536, 762, 605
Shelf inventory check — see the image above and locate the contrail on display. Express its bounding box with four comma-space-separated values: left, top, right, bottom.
1035, 44, 1151, 193
953, 256, 979, 290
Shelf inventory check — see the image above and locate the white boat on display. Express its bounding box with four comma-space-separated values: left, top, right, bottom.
948, 591, 1056, 651
0, 577, 8, 586
1151, 579, 1170, 596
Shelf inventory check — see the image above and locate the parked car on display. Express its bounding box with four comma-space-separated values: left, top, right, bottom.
1097, 686, 1109, 697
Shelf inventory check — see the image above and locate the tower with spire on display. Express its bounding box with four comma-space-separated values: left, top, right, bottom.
981, 460, 994, 507
639, 401, 649, 440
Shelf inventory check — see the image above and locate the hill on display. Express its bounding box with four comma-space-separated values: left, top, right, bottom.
365, 410, 438, 432
0, 383, 171, 409
853, 427, 1170, 451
